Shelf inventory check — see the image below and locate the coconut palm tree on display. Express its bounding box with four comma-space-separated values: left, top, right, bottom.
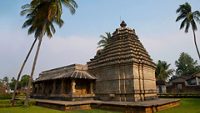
11, 0, 46, 106
11, 38, 37, 106
98, 32, 112, 48
176, 2, 200, 60
19, 0, 77, 106
155, 60, 174, 81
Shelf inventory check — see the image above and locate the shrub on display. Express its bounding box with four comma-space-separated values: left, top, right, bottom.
0, 94, 12, 99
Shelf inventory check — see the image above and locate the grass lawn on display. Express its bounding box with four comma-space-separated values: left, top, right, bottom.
0, 106, 120, 113
0, 98, 199, 113
157, 98, 200, 113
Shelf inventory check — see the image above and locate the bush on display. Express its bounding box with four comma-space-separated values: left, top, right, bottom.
0, 94, 12, 99
29, 100, 36, 106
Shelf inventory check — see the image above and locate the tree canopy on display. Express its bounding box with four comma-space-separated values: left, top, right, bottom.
155, 60, 174, 81
20, 75, 29, 88
175, 52, 200, 76
176, 2, 200, 33
3, 76, 9, 84
9, 77, 17, 90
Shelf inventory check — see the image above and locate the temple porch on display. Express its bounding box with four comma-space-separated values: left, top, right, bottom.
32, 78, 95, 101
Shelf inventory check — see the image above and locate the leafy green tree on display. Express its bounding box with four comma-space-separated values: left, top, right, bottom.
155, 60, 174, 81
98, 32, 112, 48
0, 79, 3, 87
20, 75, 29, 88
21, 0, 77, 106
9, 77, 17, 90
175, 52, 200, 76
3, 76, 9, 89
3, 76, 9, 90
176, 2, 200, 60
3, 76, 9, 84
0, 79, 4, 94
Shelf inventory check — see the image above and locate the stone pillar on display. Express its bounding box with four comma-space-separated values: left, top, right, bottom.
71, 80, 76, 94
90, 82, 94, 94
196, 77, 199, 85
51, 81, 56, 95
60, 79, 65, 95
138, 63, 142, 101
41, 83, 44, 95
32, 83, 35, 94
35, 84, 38, 94
118, 64, 121, 101
142, 64, 145, 100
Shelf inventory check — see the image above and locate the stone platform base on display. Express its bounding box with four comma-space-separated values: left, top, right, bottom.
34, 99, 180, 113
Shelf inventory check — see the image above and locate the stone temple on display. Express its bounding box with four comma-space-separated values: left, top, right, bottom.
32, 21, 157, 102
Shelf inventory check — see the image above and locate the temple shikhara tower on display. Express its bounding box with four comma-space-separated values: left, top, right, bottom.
32, 21, 157, 102
87, 21, 157, 101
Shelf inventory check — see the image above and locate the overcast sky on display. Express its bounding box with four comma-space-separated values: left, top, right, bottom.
0, 0, 200, 80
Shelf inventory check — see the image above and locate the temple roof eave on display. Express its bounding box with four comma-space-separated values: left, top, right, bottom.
34, 66, 96, 83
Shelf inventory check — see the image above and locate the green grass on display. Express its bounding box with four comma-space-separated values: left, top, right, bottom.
157, 98, 200, 113
0, 98, 199, 113
0, 106, 120, 113
0, 100, 23, 107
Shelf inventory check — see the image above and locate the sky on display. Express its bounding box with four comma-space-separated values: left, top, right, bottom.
0, 0, 200, 80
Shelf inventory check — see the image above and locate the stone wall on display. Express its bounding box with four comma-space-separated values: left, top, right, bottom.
89, 62, 157, 102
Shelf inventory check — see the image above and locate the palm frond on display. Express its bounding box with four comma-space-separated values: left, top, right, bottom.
28, 26, 36, 35
185, 22, 190, 33
176, 13, 186, 22
46, 25, 53, 38
100, 35, 107, 40
21, 9, 32, 16
97, 32, 112, 48
193, 11, 200, 23
180, 18, 187, 30
53, 18, 64, 28
50, 23, 56, 34
21, 4, 31, 10
62, 0, 78, 14
191, 20, 197, 31
22, 19, 33, 28
35, 26, 43, 38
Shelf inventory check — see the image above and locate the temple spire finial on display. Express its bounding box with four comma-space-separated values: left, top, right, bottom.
120, 20, 127, 28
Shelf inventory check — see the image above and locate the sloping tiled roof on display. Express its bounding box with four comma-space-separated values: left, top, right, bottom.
170, 76, 190, 83
186, 72, 200, 81
34, 64, 96, 82
192, 72, 200, 77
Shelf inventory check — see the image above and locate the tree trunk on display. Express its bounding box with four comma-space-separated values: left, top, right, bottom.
11, 38, 37, 106
24, 38, 43, 106
192, 29, 200, 60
